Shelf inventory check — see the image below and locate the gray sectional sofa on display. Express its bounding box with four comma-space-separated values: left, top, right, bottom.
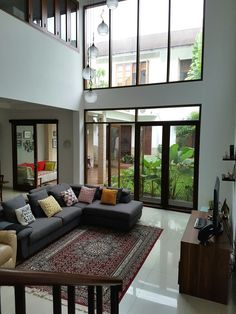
0, 183, 143, 260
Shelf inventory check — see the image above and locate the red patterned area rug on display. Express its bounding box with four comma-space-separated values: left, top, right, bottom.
17, 224, 163, 312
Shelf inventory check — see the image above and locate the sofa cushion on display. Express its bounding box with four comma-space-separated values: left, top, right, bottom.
2, 195, 27, 223
48, 183, 71, 207
38, 196, 62, 218
28, 217, 62, 244
45, 161, 56, 171
78, 186, 96, 204
101, 187, 123, 203
38, 161, 45, 171
61, 188, 78, 206
84, 200, 143, 221
15, 204, 35, 226
54, 206, 83, 225
27, 189, 48, 217
119, 189, 132, 203
101, 189, 118, 205
72, 202, 89, 210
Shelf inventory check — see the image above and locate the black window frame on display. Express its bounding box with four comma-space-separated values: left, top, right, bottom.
83, 0, 205, 90
0, 0, 79, 50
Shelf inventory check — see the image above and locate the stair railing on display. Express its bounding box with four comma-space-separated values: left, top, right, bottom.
0, 269, 122, 314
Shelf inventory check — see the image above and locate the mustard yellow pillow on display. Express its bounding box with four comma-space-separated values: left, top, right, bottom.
45, 161, 56, 171
101, 189, 118, 205
38, 196, 62, 217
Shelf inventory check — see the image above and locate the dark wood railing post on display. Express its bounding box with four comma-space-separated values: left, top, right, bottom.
88, 286, 95, 314
15, 285, 26, 314
110, 286, 120, 314
67, 285, 75, 314
96, 286, 103, 314
53, 285, 61, 314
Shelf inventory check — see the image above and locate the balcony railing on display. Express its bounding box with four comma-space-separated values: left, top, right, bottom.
0, 269, 122, 314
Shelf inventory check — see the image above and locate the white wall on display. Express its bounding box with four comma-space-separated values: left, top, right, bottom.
0, 9, 82, 110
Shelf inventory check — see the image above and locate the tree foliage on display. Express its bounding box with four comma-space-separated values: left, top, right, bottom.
186, 33, 202, 80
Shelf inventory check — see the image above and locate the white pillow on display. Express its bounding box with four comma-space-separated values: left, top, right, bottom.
15, 204, 36, 226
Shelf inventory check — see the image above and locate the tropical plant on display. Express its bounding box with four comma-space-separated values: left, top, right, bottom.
169, 144, 194, 200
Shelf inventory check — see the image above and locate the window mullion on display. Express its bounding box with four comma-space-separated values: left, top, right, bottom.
136, 0, 140, 85
67, 0, 71, 43
42, 0, 47, 29
109, 9, 112, 88
166, 0, 171, 83
55, 0, 60, 37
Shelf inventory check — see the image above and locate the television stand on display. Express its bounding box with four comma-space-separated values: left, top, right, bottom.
178, 210, 231, 304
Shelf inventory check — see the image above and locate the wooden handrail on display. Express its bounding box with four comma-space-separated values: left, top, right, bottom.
0, 269, 122, 287
0, 269, 122, 314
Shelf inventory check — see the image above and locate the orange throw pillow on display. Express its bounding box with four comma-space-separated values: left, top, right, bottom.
101, 189, 118, 205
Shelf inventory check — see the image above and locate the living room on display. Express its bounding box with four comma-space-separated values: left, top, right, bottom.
0, 0, 236, 313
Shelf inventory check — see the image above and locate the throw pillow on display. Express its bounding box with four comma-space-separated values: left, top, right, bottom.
101, 188, 118, 205
27, 189, 48, 217
38, 196, 62, 218
102, 187, 123, 203
15, 204, 35, 226
37, 161, 45, 171
61, 188, 78, 206
45, 161, 56, 171
2, 195, 27, 223
48, 183, 71, 207
78, 186, 96, 204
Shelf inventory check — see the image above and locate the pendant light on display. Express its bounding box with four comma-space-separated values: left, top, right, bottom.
82, 51, 95, 80
106, 0, 119, 10
97, 9, 109, 36
82, 64, 95, 80
88, 33, 99, 58
84, 88, 98, 103
84, 79, 97, 103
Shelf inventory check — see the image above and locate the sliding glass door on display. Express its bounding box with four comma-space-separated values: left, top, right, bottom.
138, 122, 198, 209
85, 106, 200, 211
139, 125, 162, 205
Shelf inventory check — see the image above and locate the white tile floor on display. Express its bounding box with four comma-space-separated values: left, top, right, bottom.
1, 189, 236, 314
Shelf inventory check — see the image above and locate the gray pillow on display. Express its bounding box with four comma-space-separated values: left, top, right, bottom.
27, 189, 48, 217
2, 195, 27, 223
48, 183, 71, 207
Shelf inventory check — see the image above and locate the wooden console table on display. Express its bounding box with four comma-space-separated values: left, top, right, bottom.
178, 210, 231, 304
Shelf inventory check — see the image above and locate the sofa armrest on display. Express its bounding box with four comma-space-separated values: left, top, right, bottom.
0, 230, 16, 247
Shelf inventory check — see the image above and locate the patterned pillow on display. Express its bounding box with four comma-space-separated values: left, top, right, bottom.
38, 196, 62, 218
61, 188, 78, 207
78, 186, 96, 204
101, 189, 118, 206
15, 204, 36, 226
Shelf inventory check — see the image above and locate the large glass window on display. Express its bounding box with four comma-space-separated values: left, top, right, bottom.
112, 0, 138, 87
139, 0, 169, 84
169, 0, 204, 81
84, 0, 204, 88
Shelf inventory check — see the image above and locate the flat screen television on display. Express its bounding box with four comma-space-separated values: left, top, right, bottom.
212, 176, 223, 234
